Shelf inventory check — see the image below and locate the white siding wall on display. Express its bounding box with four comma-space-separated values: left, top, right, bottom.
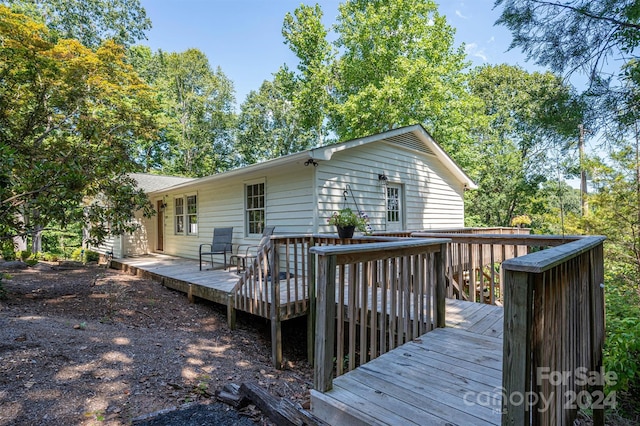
114, 140, 467, 258
145, 164, 315, 260
316, 141, 465, 233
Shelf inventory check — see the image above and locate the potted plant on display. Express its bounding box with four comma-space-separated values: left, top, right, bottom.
328, 208, 368, 238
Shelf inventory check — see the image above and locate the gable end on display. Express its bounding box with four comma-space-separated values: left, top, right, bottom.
382, 132, 435, 156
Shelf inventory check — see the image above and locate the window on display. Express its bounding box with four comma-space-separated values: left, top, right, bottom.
245, 182, 265, 235
186, 195, 198, 235
175, 194, 197, 235
175, 197, 184, 234
387, 186, 400, 223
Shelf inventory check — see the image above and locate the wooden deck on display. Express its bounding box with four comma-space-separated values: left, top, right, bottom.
111, 254, 305, 309
111, 254, 239, 306
310, 299, 504, 426
113, 254, 504, 425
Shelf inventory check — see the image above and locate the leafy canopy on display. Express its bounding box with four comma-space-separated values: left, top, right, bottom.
2, 0, 151, 48
0, 5, 156, 244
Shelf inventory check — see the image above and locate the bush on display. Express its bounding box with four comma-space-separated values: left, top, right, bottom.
71, 248, 83, 261
603, 264, 640, 399
85, 250, 99, 263
43, 253, 59, 262
1, 249, 16, 261
70, 248, 99, 263
25, 259, 38, 267
18, 250, 32, 261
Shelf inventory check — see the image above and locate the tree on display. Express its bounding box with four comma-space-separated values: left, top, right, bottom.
282, 4, 335, 145
0, 6, 156, 247
331, 0, 482, 162
236, 68, 318, 165
465, 64, 584, 226
2, 0, 151, 48
129, 48, 237, 177
495, 0, 639, 77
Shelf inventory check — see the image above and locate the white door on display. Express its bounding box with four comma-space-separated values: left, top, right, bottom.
386, 184, 404, 231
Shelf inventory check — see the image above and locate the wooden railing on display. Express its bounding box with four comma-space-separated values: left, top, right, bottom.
232, 234, 406, 367
501, 236, 606, 425
310, 238, 448, 392
411, 233, 581, 304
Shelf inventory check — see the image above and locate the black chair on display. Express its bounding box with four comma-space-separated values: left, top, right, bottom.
199, 227, 233, 271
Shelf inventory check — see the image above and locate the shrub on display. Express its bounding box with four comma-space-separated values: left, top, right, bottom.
25, 259, 38, 266
85, 250, 99, 263
1, 249, 16, 261
43, 253, 59, 262
603, 264, 640, 398
18, 250, 32, 261
71, 248, 83, 261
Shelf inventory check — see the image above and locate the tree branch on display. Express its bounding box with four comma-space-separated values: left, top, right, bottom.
532, 0, 640, 31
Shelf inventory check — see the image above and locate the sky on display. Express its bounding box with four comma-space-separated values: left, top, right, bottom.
139, 0, 547, 104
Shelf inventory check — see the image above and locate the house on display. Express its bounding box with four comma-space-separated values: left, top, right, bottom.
98, 125, 476, 260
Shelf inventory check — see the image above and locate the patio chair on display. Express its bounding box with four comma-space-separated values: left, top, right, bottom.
231, 226, 275, 272
199, 227, 233, 271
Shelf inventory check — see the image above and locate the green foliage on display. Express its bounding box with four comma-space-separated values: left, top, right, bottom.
495, 0, 639, 96
603, 263, 640, 396
41, 224, 82, 255
42, 252, 59, 262
128, 47, 237, 177
282, 4, 334, 144
2, 0, 151, 48
85, 250, 99, 263
71, 248, 83, 261
327, 208, 368, 232
18, 250, 31, 261
69, 248, 98, 263
331, 0, 481, 156
464, 64, 584, 227
0, 6, 157, 246
236, 69, 319, 165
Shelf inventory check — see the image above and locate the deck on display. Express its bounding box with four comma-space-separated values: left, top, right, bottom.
311, 300, 504, 425
110, 233, 605, 426
112, 254, 503, 425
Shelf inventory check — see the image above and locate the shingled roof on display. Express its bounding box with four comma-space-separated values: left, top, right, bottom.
130, 173, 195, 193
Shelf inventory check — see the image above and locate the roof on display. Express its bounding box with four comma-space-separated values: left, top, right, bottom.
147, 125, 477, 194
130, 173, 195, 193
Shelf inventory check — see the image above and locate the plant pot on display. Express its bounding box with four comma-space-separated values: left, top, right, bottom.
336, 225, 355, 239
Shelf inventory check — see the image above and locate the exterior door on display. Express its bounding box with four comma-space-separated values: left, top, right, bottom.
386, 184, 404, 231
156, 200, 164, 251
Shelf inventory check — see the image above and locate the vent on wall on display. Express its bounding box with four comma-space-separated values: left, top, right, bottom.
383, 132, 435, 156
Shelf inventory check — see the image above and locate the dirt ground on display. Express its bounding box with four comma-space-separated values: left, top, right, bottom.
0, 262, 313, 425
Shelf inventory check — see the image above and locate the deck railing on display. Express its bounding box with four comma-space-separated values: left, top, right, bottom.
310, 238, 448, 392
411, 233, 581, 304
232, 234, 407, 367
501, 236, 606, 425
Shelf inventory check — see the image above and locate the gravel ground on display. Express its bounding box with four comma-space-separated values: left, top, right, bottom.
0, 262, 313, 425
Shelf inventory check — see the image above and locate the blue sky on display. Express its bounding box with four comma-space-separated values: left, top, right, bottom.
139, 0, 546, 104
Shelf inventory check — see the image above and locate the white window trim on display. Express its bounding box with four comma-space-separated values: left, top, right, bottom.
174, 192, 198, 236
244, 178, 266, 236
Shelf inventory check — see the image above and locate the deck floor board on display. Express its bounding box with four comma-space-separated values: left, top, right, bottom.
112, 254, 504, 425
312, 305, 504, 426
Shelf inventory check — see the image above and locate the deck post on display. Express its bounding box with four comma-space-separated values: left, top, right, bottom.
435, 243, 447, 328
270, 240, 282, 369
187, 284, 194, 304
227, 293, 236, 330
307, 236, 316, 364
314, 253, 337, 392
501, 269, 533, 426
